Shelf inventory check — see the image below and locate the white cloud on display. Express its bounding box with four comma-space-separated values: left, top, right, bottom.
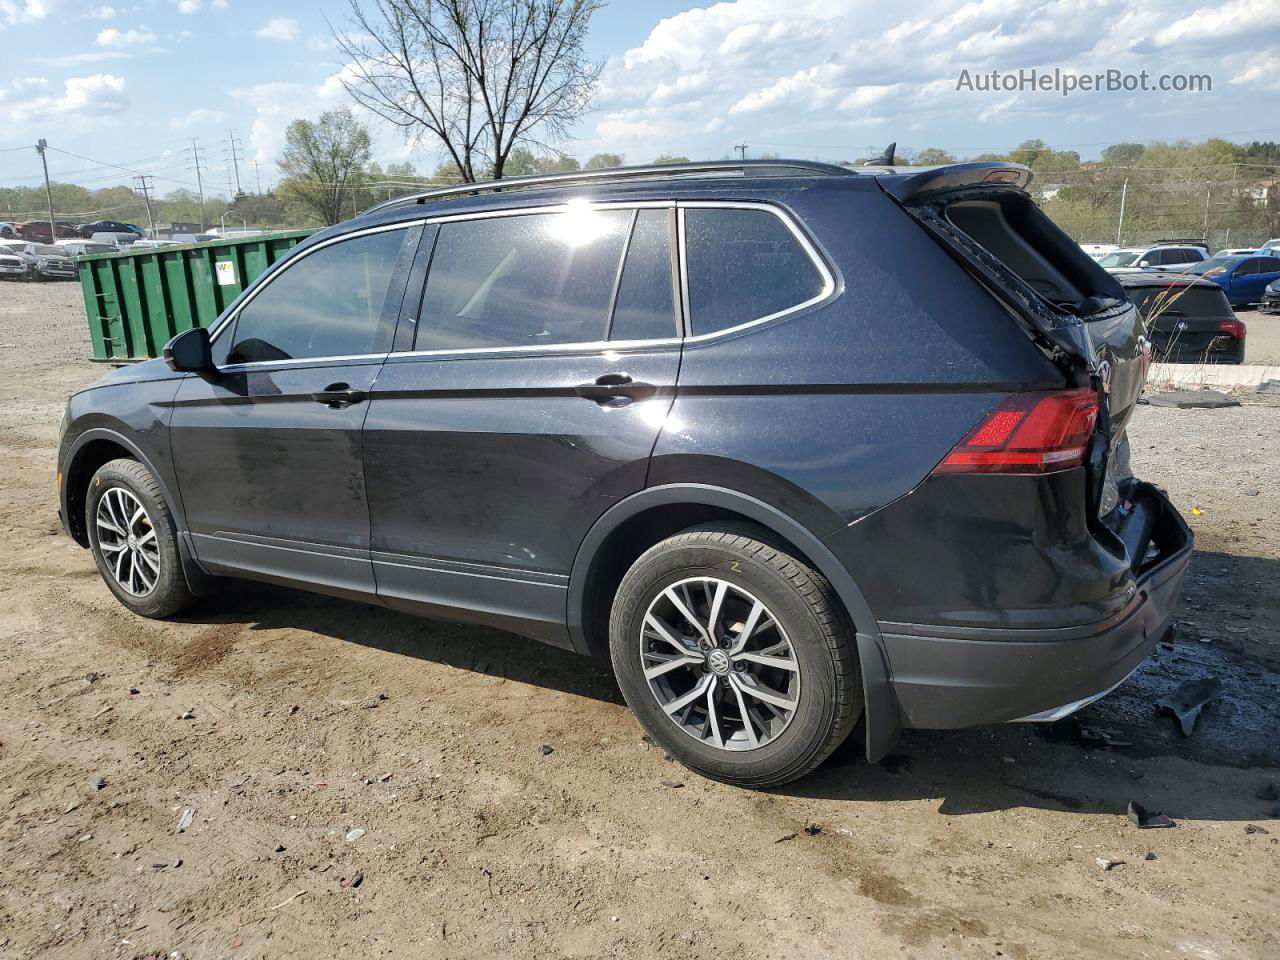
0, 0, 53, 29
1151, 0, 1279, 48
169, 106, 225, 129
91, 5, 115, 17
1229, 51, 1280, 92
256, 16, 299, 41
32, 50, 132, 65
95, 26, 155, 47
0, 73, 129, 122
580, 0, 1278, 163
175, 0, 200, 13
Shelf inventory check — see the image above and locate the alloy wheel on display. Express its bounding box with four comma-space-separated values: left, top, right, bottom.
639, 576, 801, 751
95, 486, 160, 597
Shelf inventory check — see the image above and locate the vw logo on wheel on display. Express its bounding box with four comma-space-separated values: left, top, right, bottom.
707, 649, 732, 675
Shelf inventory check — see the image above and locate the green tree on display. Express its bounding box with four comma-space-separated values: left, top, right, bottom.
1101, 142, 1145, 166
276, 108, 372, 225
914, 147, 955, 165
584, 152, 624, 170
652, 154, 689, 165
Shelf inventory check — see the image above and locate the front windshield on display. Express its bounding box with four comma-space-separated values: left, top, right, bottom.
1185, 258, 1231, 276
34, 244, 61, 256
1099, 251, 1139, 267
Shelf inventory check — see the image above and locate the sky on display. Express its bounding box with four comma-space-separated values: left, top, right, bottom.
0, 0, 1277, 198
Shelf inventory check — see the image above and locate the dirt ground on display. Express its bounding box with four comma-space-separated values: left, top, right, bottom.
1, 280, 1277, 960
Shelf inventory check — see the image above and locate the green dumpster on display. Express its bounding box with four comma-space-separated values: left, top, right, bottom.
77, 230, 315, 362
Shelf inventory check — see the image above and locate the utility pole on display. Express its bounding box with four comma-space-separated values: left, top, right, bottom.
189, 138, 207, 232
35, 139, 56, 242
734, 143, 748, 161
133, 175, 156, 238
250, 159, 263, 195
222, 128, 243, 197
1202, 181, 1212, 238
1115, 177, 1129, 246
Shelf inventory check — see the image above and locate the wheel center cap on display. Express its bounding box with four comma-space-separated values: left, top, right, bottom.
707, 649, 732, 676
126, 534, 137, 549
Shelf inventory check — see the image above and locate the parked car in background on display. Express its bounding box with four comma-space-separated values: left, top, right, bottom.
171, 233, 222, 244
0, 222, 16, 239
1099, 243, 1208, 273
90, 231, 140, 249
1079, 242, 1119, 260
1183, 255, 1280, 306
1115, 271, 1244, 364
0, 241, 76, 280
56, 240, 117, 258
56, 159, 1192, 787
77, 220, 143, 239
1257, 238, 1280, 255
1213, 248, 1257, 257
0, 243, 32, 280
15, 221, 79, 242
1260, 280, 1280, 315
130, 239, 182, 249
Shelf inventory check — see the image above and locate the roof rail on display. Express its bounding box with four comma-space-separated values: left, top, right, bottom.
361, 159, 855, 216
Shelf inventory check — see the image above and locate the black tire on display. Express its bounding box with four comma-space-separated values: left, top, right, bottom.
609, 523, 862, 788
85, 458, 195, 619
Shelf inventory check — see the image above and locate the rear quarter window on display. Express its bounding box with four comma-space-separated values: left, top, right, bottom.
683, 207, 827, 335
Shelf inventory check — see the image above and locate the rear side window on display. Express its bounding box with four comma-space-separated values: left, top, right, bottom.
608, 210, 676, 342
416, 209, 631, 351
683, 207, 826, 335
226, 229, 406, 364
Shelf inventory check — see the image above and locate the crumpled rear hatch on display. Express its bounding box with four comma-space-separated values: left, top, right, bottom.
875, 162, 1149, 516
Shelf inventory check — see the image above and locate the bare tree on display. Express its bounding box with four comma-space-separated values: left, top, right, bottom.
336, 0, 603, 182
277, 108, 372, 225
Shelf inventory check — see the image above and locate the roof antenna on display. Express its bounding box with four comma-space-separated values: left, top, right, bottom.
865, 142, 896, 166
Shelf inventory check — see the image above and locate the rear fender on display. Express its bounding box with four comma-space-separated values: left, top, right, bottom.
567, 483, 902, 762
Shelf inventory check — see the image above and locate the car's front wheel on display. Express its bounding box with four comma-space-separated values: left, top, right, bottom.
85, 458, 195, 619
609, 524, 862, 788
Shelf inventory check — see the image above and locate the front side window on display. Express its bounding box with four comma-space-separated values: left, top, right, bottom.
416, 208, 631, 351
683, 207, 826, 335
225, 229, 406, 364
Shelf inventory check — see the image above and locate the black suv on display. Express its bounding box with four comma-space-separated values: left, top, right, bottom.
57, 161, 1192, 787
77, 220, 143, 239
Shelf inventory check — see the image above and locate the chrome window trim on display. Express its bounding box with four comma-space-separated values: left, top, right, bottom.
389, 199, 837, 361
206, 219, 425, 357
425, 198, 674, 225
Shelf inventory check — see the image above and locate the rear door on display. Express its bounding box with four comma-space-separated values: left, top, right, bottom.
363, 203, 681, 643
169, 223, 419, 598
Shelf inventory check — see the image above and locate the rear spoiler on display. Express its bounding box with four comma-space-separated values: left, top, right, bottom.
873, 162, 1033, 202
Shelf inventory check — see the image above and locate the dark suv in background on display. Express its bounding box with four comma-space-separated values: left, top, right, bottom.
56, 161, 1192, 787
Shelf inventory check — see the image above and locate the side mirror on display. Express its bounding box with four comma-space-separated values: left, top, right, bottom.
163, 327, 216, 375
1138, 260, 1151, 267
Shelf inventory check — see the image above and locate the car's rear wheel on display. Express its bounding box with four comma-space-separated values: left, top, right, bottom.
609, 524, 861, 788
85, 458, 195, 619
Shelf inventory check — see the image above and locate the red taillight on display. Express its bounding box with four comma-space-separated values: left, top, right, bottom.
1218, 318, 1246, 339
933, 389, 1099, 475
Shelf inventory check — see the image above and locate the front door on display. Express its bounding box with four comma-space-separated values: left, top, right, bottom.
170, 224, 419, 598
363, 205, 682, 642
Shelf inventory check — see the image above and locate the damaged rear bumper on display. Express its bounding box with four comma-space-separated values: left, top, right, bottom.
878, 483, 1192, 729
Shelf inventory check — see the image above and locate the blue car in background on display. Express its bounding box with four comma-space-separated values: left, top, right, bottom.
1183, 254, 1280, 306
